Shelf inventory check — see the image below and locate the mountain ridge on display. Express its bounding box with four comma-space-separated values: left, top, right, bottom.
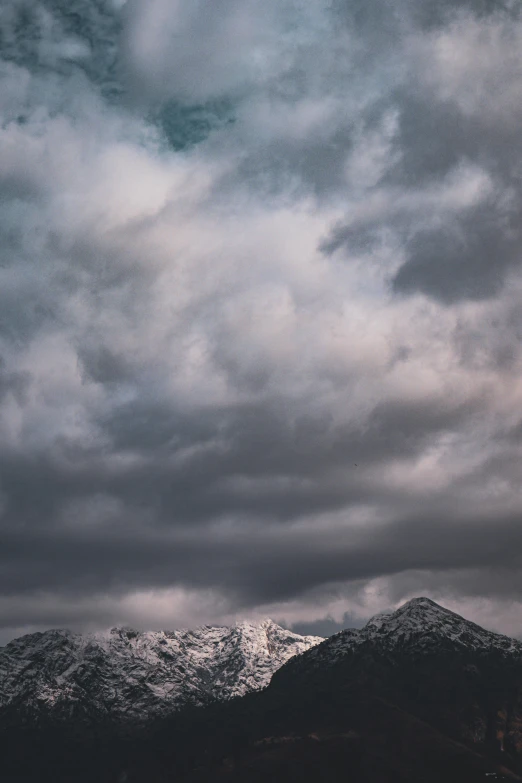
0, 618, 322, 724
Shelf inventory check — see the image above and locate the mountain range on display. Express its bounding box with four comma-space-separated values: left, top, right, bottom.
3, 597, 522, 782
0, 619, 321, 724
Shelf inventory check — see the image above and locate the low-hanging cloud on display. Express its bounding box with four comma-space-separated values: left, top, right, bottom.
1, 0, 522, 644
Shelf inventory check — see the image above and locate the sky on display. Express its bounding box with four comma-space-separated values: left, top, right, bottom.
1, 0, 522, 645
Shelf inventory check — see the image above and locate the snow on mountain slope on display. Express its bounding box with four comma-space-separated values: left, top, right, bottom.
279, 597, 522, 677
363, 597, 522, 653
0, 620, 322, 723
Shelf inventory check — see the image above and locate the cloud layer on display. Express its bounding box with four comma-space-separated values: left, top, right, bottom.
1, 0, 522, 643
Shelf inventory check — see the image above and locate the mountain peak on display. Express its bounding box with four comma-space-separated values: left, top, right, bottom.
367, 596, 447, 623
362, 595, 522, 656
234, 617, 275, 631
400, 596, 445, 611
285, 596, 522, 677
364, 597, 462, 633
396, 596, 462, 618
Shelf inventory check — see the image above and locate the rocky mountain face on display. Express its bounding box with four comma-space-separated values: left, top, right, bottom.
0, 619, 322, 724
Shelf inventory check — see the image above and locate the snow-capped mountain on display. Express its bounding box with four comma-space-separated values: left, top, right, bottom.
0, 620, 321, 723
270, 597, 522, 760
276, 597, 522, 680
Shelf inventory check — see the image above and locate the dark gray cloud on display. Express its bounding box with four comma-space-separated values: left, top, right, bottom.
393, 200, 522, 302
320, 1, 522, 302
1, 0, 522, 641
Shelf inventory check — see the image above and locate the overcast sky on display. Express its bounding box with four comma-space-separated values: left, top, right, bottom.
2, 0, 522, 645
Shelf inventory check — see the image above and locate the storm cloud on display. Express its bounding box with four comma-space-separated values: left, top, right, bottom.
1, 0, 522, 644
